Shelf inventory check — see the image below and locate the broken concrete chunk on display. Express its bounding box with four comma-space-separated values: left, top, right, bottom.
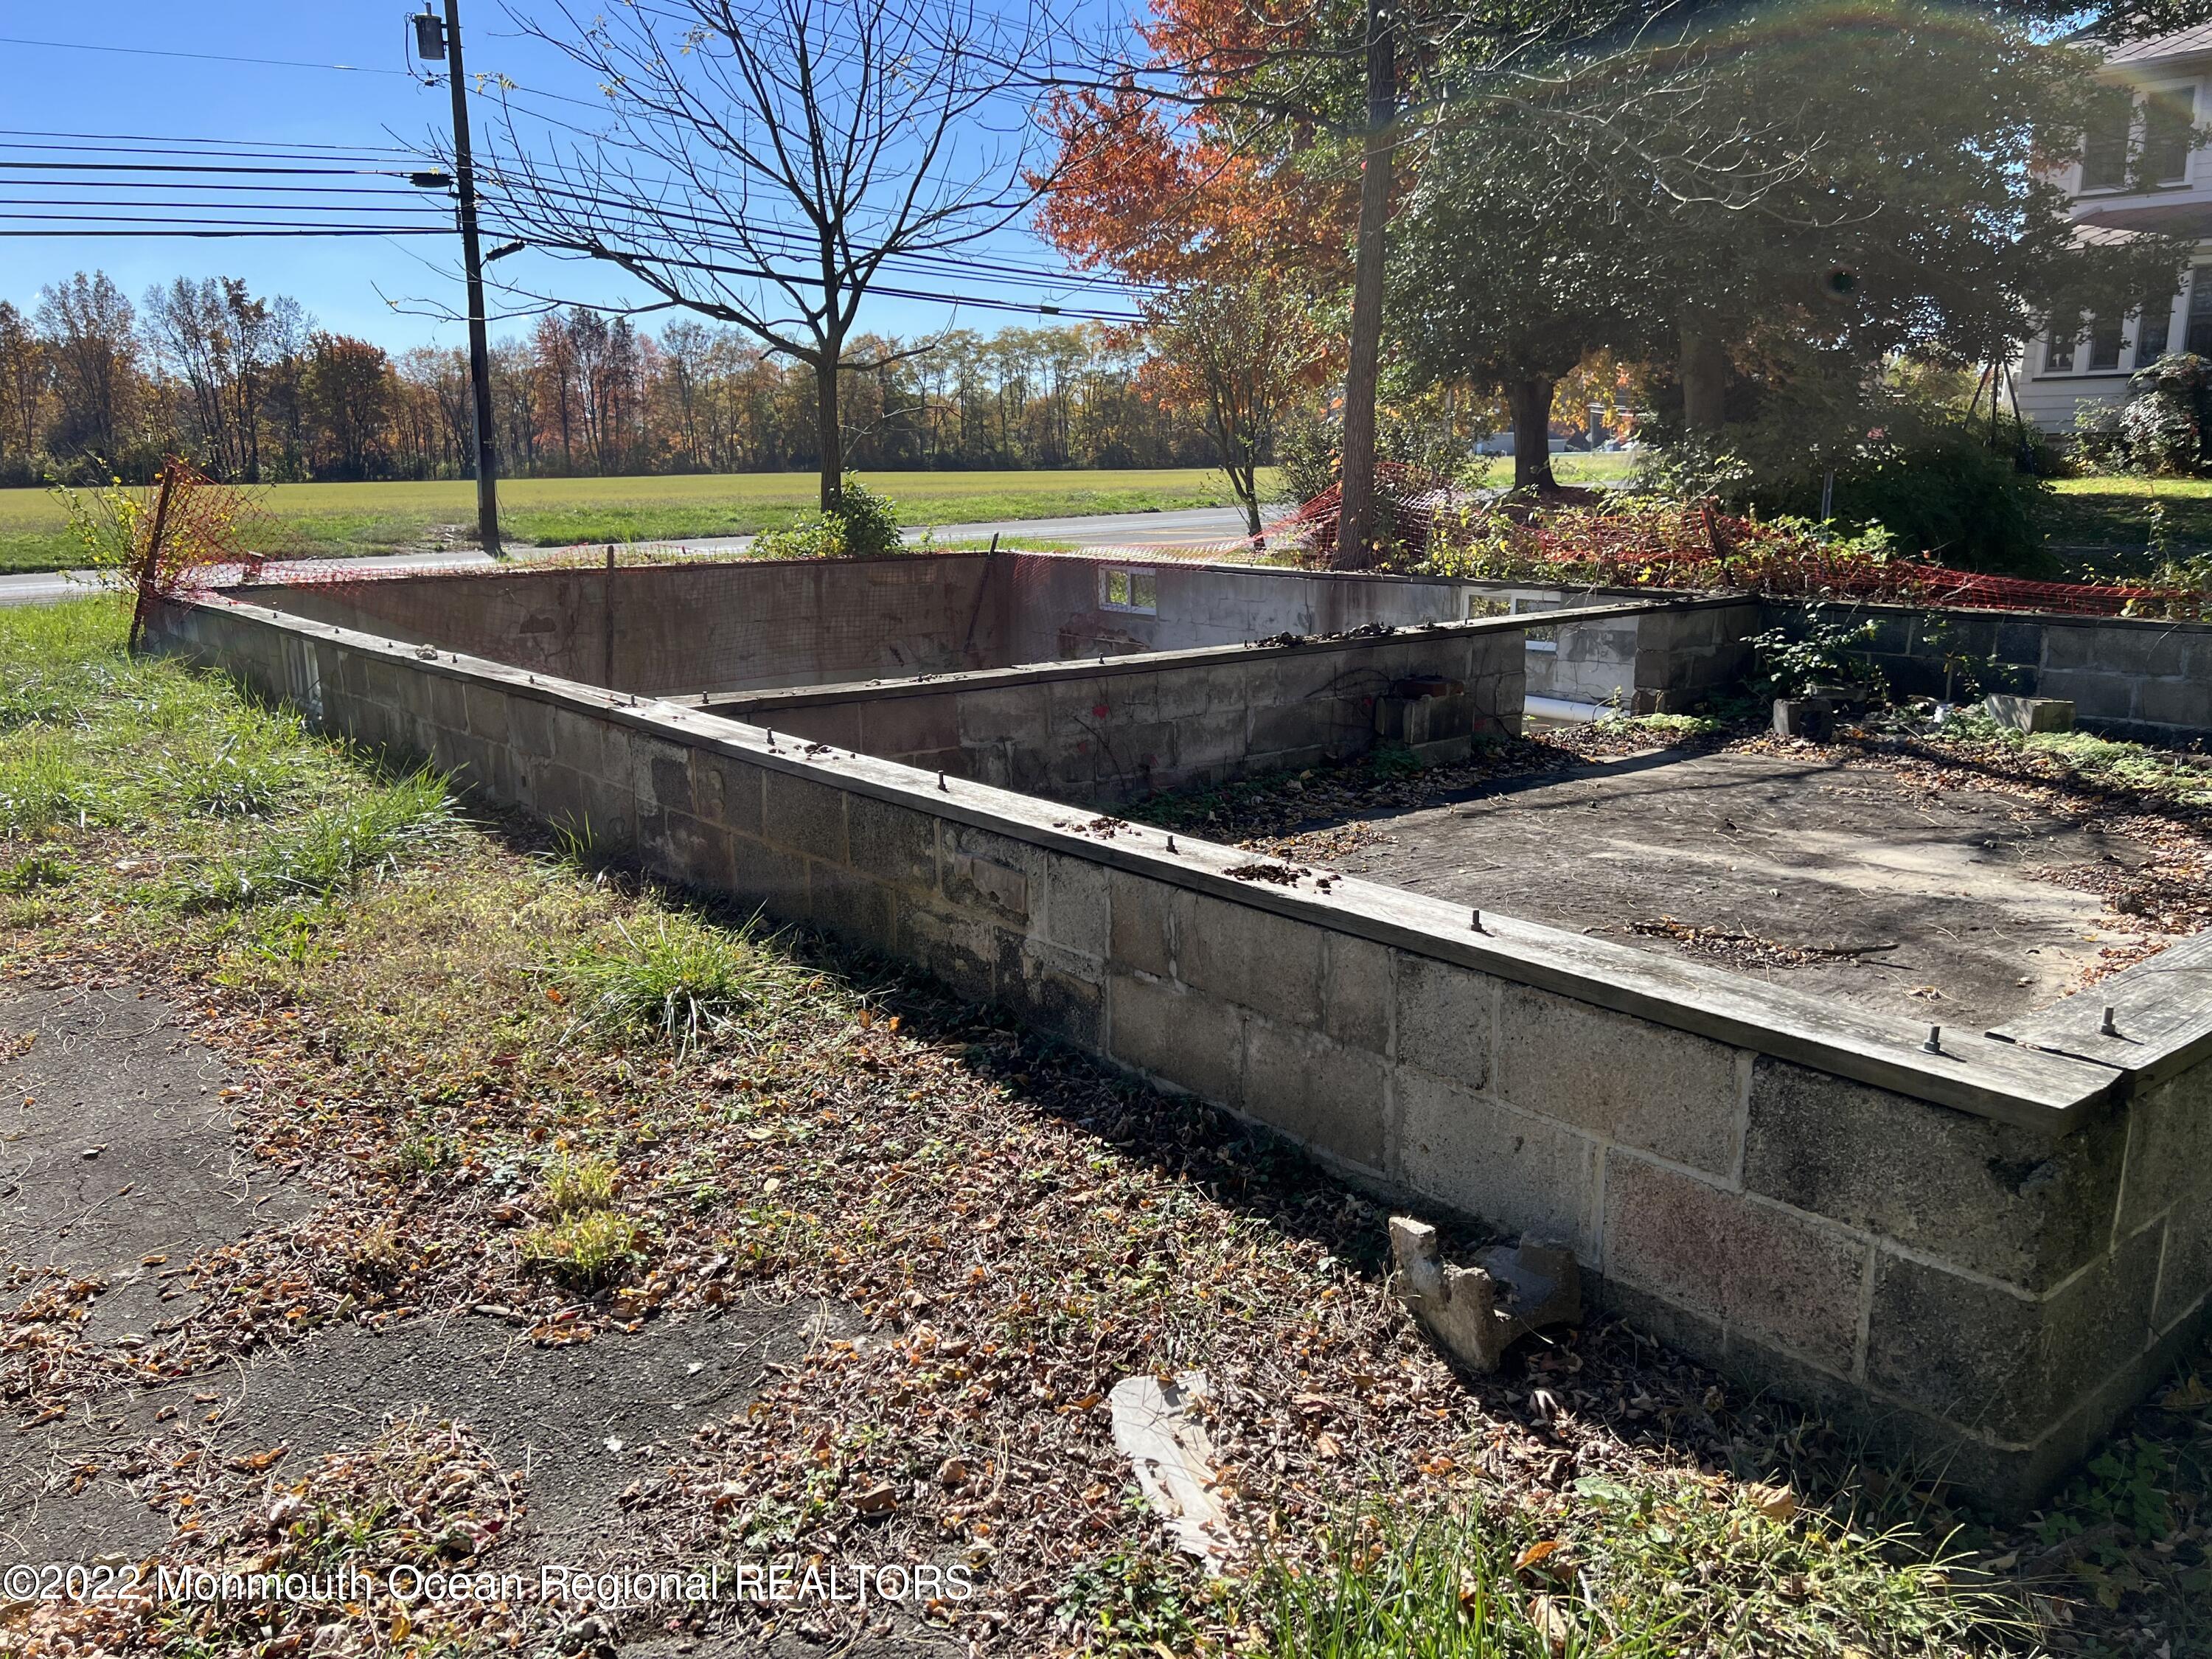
1983, 693, 2074, 734
1771, 698, 1834, 741
1388, 1218, 1582, 1373
1108, 1370, 1237, 1573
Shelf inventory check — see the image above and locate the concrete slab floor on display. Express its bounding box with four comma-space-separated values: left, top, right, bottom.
1312, 748, 2156, 1032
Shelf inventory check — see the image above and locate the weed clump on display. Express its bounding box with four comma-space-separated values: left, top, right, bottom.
178, 770, 452, 910
554, 914, 813, 1051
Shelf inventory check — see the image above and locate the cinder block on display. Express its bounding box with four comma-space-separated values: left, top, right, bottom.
2042, 621, 2192, 678
462, 681, 513, 744
1177, 893, 1324, 1024
938, 822, 1033, 916
639, 807, 736, 892
1014, 946, 1106, 1048
1394, 953, 1494, 1091
2137, 676, 2212, 734
2029, 671, 2135, 723
811, 863, 897, 946
1865, 1222, 2162, 1442
1603, 1152, 1868, 1376
1037, 853, 1109, 959
2118, 1065, 2212, 1234
1321, 933, 1392, 1054
732, 835, 809, 914
1495, 987, 1739, 1174
2158, 1199, 2212, 1334
688, 751, 763, 840
1107, 870, 1175, 978
1107, 973, 1243, 1105
508, 694, 556, 760
761, 770, 849, 862
1397, 1068, 1600, 1254
636, 738, 698, 817
1243, 1018, 1386, 1169
1742, 1060, 2124, 1290
1983, 693, 2074, 734
773, 701, 861, 752
852, 694, 955, 759
896, 897, 1001, 1004
845, 794, 938, 890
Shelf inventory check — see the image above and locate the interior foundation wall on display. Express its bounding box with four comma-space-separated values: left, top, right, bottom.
700, 625, 1527, 804
1802, 600, 2212, 742
144, 587, 2212, 1511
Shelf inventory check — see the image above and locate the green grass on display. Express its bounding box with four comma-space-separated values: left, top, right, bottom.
0, 467, 1261, 574
552, 912, 821, 1051
2042, 473, 2212, 565
1251, 1482, 2000, 1658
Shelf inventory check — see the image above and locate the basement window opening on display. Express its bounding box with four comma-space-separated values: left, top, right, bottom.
1100, 566, 1158, 614
1513, 597, 1560, 653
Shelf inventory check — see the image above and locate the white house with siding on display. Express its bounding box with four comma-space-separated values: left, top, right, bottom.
2017, 24, 2212, 433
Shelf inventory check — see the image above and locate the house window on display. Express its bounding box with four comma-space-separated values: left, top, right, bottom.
1099, 566, 1157, 614
2045, 316, 2078, 372
2138, 291, 2175, 362
2188, 273, 2212, 356
2140, 86, 2197, 185
2088, 314, 2125, 372
2081, 108, 2132, 190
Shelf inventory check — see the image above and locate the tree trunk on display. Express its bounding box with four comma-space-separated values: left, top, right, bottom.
1509, 376, 1557, 492
815, 357, 844, 514
1679, 327, 1730, 437
1333, 0, 1394, 570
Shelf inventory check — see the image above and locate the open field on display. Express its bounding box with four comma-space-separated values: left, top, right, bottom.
0, 467, 1262, 574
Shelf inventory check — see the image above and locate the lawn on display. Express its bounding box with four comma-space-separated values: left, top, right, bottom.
2042, 473, 2212, 568
5, 596, 2208, 1656
0, 467, 1261, 574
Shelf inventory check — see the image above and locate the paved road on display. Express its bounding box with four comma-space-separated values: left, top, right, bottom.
0, 505, 1279, 608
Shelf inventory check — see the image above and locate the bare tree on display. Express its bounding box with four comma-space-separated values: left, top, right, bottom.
481, 0, 1065, 514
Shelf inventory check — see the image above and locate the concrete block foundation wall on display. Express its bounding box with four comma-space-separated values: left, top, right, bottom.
245, 554, 1009, 697
147, 589, 2212, 1510
1804, 600, 2212, 743
698, 625, 1527, 804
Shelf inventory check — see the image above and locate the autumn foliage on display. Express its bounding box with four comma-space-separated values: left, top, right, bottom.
1034, 0, 1356, 288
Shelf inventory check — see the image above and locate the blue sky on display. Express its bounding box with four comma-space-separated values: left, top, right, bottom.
0, 1, 1132, 352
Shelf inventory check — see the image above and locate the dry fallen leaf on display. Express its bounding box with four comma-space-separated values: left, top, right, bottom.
1747, 1481, 1797, 1523
1528, 1592, 1572, 1655
1313, 1432, 1343, 1461
1515, 1538, 1564, 1573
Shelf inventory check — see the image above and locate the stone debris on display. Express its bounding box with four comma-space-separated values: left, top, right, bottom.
1387, 1218, 1582, 1373
1107, 1369, 1237, 1573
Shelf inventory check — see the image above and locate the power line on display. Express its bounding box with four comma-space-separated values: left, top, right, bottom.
0, 35, 414, 76
0, 128, 417, 155
0, 228, 448, 239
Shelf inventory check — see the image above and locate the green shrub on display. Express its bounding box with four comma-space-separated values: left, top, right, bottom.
1640, 386, 2052, 570
1749, 605, 1887, 702
754, 474, 902, 560
2079, 353, 2212, 476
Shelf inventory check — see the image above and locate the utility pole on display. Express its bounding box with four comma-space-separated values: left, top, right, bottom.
415, 4, 502, 556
